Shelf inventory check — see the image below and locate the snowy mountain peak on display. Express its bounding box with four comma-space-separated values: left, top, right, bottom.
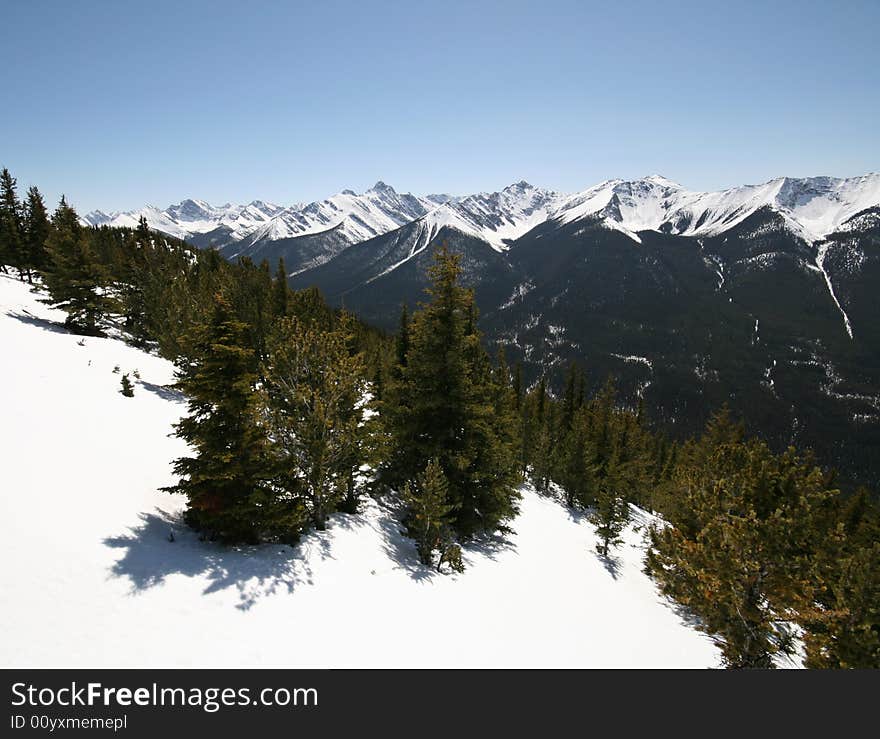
642, 174, 683, 189
503, 180, 537, 193
421, 182, 563, 251
551, 173, 880, 243
368, 180, 395, 193
80, 173, 880, 250
82, 210, 113, 227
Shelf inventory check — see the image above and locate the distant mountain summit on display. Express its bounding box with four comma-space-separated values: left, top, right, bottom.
83, 173, 880, 250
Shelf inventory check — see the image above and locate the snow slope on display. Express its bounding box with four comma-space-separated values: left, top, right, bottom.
0, 275, 721, 668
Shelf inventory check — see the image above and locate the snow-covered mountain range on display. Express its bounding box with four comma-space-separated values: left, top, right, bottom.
82, 173, 880, 250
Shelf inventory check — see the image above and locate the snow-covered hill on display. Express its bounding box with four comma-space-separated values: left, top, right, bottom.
0, 275, 722, 668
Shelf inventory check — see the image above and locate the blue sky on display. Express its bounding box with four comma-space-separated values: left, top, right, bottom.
4, 0, 878, 212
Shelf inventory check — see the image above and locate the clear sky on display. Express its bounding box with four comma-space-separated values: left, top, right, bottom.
4, 0, 878, 213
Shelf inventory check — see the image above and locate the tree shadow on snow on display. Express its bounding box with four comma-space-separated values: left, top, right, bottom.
595, 552, 623, 580
6, 309, 70, 335
373, 496, 518, 580
372, 498, 436, 583
102, 508, 324, 611
466, 531, 518, 562
137, 380, 186, 404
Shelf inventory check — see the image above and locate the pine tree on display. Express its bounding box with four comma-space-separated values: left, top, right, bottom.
115, 217, 153, 346
273, 257, 289, 318
120, 373, 134, 397
22, 186, 50, 280
591, 408, 652, 554
646, 413, 836, 668
262, 314, 366, 530
557, 405, 596, 507
560, 362, 580, 433
402, 459, 463, 572
521, 375, 546, 477
802, 489, 880, 668
513, 362, 523, 411
531, 391, 556, 493
42, 200, 113, 335
382, 246, 520, 538
0, 168, 23, 277
227, 257, 273, 368
163, 293, 281, 543
393, 304, 409, 378
591, 439, 631, 556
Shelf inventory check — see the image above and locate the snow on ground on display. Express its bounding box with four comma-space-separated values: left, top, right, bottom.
0, 275, 720, 668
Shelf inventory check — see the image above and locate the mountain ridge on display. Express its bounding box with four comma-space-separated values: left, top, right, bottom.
82, 173, 880, 249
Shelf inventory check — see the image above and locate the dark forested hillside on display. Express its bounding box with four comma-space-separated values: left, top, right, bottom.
278, 205, 880, 490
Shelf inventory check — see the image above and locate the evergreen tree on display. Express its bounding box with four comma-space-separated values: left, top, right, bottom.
393, 304, 409, 377
120, 373, 134, 397
227, 257, 273, 368
557, 405, 596, 507
402, 459, 463, 572
262, 314, 366, 530
520, 375, 546, 477
382, 246, 520, 538
0, 168, 23, 277
116, 217, 153, 346
591, 436, 630, 556
802, 489, 880, 668
22, 186, 50, 280
804, 540, 880, 668
591, 408, 652, 554
163, 293, 282, 543
42, 199, 113, 335
273, 257, 289, 318
531, 390, 556, 492
647, 412, 835, 668
512, 362, 523, 411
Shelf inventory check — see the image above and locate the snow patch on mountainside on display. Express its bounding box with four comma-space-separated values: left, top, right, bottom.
816, 243, 854, 339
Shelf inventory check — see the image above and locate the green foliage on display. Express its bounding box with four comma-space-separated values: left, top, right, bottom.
273, 257, 289, 318
646, 409, 838, 668
120, 373, 134, 397
0, 168, 24, 279
381, 246, 521, 539
402, 459, 462, 572
801, 490, 880, 668
162, 294, 281, 543
42, 200, 115, 335
262, 313, 368, 529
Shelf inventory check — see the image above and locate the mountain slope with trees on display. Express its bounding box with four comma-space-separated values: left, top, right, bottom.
1, 167, 876, 669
